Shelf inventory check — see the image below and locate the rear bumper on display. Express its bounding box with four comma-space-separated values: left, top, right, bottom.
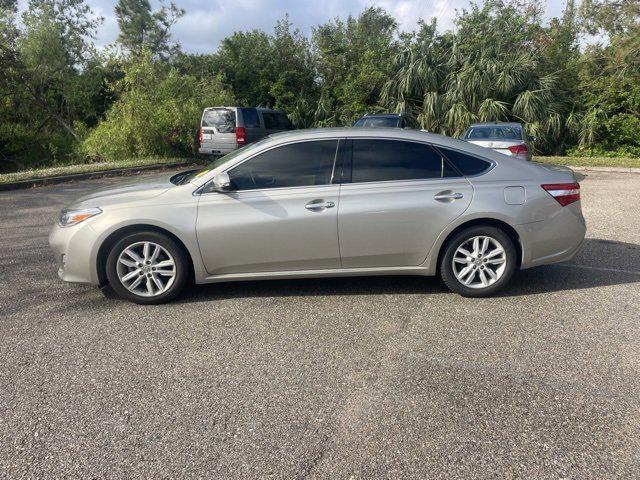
199, 145, 236, 156
519, 203, 586, 268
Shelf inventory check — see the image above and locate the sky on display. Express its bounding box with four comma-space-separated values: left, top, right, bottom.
18, 0, 573, 53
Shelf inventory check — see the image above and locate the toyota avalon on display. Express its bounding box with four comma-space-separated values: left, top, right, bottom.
50, 128, 586, 304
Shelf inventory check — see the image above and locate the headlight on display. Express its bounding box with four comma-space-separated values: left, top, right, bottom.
58, 207, 102, 227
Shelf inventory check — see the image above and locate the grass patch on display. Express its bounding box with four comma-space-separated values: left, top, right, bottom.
534, 156, 640, 168
0, 157, 201, 184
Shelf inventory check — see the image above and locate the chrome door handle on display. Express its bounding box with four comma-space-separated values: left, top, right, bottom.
434, 192, 463, 201
305, 200, 335, 211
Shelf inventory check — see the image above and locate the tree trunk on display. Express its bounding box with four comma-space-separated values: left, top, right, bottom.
50, 111, 80, 141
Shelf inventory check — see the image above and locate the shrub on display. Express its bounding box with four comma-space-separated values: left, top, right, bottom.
82, 52, 235, 162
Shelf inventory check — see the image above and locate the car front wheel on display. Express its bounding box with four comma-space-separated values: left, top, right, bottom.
105, 231, 190, 304
439, 226, 517, 297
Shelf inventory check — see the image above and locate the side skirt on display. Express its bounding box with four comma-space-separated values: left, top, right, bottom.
198, 265, 433, 284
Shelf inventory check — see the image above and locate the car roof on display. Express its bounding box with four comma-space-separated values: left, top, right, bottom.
203, 106, 283, 113
267, 127, 492, 153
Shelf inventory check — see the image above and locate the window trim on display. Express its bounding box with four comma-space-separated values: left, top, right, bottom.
200, 138, 343, 194
340, 137, 464, 186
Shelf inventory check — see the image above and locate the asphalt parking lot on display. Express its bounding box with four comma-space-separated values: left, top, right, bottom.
1, 169, 639, 478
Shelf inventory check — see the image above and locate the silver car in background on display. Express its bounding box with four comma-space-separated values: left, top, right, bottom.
463, 122, 534, 161
50, 128, 585, 304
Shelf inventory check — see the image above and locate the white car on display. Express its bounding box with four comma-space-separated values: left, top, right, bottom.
462, 122, 533, 161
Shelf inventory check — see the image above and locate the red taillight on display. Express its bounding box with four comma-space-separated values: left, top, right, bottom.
541, 183, 580, 206
198, 128, 203, 144
508, 144, 528, 155
235, 127, 246, 145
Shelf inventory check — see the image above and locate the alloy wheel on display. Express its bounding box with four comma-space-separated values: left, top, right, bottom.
116, 241, 176, 297
452, 235, 507, 289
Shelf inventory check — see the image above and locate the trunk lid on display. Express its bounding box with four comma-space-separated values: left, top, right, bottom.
466, 139, 525, 156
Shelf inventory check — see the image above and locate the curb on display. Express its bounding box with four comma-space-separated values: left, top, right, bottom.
0, 161, 205, 192
567, 165, 640, 174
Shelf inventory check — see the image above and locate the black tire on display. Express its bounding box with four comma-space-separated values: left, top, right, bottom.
105, 231, 190, 304
439, 226, 517, 297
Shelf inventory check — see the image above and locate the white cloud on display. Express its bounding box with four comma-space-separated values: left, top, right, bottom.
16, 0, 576, 53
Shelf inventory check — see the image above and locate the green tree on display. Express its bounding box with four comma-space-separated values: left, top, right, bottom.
211, 16, 317, 126
313, 7, 398, 126
114, 0, 185, 59
82, 51, 235, 161
382, 0, 577, 153
0, 0, 104, 170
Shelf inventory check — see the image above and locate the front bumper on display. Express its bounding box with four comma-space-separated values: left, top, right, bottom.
49, 222, 100, 284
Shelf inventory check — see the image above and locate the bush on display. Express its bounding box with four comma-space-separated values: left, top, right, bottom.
0, 123, 78, 172
82, 52, 235, 162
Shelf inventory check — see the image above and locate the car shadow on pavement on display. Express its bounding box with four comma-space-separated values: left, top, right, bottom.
176, 238, 639, 303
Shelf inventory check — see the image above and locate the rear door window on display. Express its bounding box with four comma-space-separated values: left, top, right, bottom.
240, 108, 260, 128
349, 139, 458, 183
438, 147, 492, 176
202, 108, 236, 133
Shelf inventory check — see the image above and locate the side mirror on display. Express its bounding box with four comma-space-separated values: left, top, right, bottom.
212, 172, 231, 192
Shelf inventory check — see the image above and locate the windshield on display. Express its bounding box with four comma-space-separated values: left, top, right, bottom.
464, 125, 522, 140
171, 138, 271, 185
353, 117, 401, 128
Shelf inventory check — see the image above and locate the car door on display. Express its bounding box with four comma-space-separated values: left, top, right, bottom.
196, 139, 341, 275
337, 138, 473, 268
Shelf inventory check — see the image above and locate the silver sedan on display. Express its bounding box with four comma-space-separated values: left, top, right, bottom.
50, 128, 586, 303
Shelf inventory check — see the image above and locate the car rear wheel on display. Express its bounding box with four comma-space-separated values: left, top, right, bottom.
105, 231, 189, 304
439, 226, 517, 297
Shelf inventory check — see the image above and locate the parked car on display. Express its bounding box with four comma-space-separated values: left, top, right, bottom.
353, 113, 419, 129
50, 128, 585, 304
462, 122, 533, 161
198, 107, 293, 157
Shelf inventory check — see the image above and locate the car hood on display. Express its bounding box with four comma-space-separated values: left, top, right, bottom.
70, 173, 175, 209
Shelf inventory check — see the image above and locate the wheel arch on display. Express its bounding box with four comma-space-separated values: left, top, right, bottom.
96, 224, 195, 287
432, 217, 523, 274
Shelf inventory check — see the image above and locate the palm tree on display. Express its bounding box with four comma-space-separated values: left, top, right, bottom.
383, 38, 567, 149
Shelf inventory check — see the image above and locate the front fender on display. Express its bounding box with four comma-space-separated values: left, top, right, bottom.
88, 203, 206, 285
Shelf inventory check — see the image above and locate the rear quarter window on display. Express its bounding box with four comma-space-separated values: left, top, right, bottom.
262, 112, 293, 130
438, 147, 492, 176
